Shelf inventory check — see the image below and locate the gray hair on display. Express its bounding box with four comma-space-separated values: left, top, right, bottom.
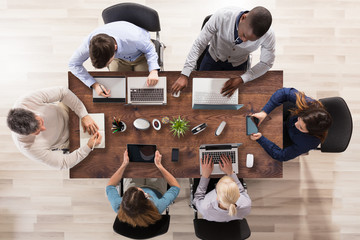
7, 108, 39, 135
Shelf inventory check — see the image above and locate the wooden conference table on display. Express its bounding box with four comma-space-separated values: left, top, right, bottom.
69, 71, 283, 178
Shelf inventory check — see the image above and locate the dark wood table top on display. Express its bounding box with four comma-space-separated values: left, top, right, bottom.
69, 70, 283, 178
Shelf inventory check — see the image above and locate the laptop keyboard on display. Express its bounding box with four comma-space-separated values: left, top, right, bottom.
130, 88, 164, 102
194, 92, 237, 105
202, 151, 236, 164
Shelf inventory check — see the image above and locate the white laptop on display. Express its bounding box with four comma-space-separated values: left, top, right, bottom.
192, 78, 243, 110
80, 113, 105, 148
93, 76, 126, 103
199, 143, 242, 175
127, 76, 167, 105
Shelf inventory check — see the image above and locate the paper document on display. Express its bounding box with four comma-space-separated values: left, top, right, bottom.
80, 113, 105, 148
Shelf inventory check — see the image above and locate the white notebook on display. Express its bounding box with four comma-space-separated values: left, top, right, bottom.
79, 113, 105, 148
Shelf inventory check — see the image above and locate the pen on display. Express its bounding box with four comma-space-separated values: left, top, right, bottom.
91, 136, 97, 151
99, 84, 106, 95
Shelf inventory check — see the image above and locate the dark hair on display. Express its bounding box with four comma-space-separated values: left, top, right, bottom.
118, 187, 161, 227
7, 108, 39, 135
290, 92, 332, 142
247, 6, 272, 38
89, 34, 115, 69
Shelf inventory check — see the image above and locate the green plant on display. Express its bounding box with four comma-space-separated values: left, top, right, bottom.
170, 116, 189, 138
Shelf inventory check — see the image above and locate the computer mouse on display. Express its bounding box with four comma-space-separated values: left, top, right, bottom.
133, 118, 150, 130
246, 154, 254, 168
172, 91, 181, 97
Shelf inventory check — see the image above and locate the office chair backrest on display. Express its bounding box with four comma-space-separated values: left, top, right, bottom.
102, 2, 161, 32
319, 97, 353, 152
193, 218, 251, 240
113, 214, 170, 239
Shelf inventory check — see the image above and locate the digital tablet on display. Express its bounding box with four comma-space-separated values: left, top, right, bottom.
246, 116, 259, 135
127, 144, 156, 163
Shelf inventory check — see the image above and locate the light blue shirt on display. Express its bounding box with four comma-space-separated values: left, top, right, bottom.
106, 185, 180, 214
69, 21, 160, 88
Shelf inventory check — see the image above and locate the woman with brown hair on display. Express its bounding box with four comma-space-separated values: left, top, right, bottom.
250, 88, 332, 161
106, 150, 180, 227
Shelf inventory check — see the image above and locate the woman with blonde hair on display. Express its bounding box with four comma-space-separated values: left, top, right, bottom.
106, 150, 180, 227
250, 88, 332, 161
193, 155, 251, 222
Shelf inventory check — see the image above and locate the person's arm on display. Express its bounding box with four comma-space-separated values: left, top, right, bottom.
107, 150, 130, 186
154, 151, 180, 188
261, 88, 299, 114
193, 155, 213, 208
105, 150, 129, 212
68, 39, 97, 88
240, 29, 276, 83
256, 135, 314, 162
155, 186, 180, 213
15, 133, 100, 169
136, 34, 160, 73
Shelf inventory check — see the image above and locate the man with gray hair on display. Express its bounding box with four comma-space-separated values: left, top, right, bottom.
7, 87, 102, 169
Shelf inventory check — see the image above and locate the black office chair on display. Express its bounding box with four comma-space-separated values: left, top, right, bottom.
317, 97, 353, 152
102, 2, 165, 70
195, 15, 252, 71
189, 178, 251, 240
112, 179, 171, 239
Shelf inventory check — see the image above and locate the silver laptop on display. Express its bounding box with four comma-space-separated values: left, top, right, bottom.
199, 143, 242, 175
192, 78, 243, 110
93, 76, 126, 102
127, 76, 167, 105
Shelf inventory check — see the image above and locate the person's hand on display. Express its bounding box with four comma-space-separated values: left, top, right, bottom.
250, 132, 262, 141
171, 75, 188, 94
219, 154, 233, 175
154, 150, 162, 169
201, 155, 214, 178
121, 150, 130, 168
221, 77, 243, 97
81, 115, 99, 135
147, 70, 159, 86
251, 111, 267, 126
92, 82, 111, 97
86, 132, 102, 149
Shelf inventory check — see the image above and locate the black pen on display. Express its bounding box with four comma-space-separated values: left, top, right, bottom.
99, 84, 106, 95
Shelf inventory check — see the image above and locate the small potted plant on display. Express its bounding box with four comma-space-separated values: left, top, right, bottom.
170, 116, 189, 138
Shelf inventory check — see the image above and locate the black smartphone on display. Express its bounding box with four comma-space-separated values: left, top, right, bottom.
172, 148, 179, 162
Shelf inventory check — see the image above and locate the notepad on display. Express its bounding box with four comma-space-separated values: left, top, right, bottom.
93, 76, 126, 102
80, 113, 105, 148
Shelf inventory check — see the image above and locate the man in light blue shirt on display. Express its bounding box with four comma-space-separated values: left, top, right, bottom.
69, 21, 160, 97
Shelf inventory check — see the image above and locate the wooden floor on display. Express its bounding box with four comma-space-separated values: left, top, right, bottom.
0, 0, 359, 239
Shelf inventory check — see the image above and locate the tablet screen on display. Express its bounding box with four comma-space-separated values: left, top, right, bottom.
246, 116, 259, 135
127, 144, 156, 163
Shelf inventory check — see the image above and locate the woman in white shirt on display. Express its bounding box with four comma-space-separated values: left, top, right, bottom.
193, 155, 251, 222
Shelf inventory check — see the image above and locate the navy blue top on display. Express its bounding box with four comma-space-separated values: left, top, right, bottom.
257, 88, 321, 161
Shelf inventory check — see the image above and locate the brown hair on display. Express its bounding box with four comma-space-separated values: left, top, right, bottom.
247, 6, 272, 38
89, 34, 115, 69
290, 92, 332, 142
118, 187, 161, 227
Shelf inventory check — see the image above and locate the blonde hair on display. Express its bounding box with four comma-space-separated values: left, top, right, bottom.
215, 176, 240, 216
